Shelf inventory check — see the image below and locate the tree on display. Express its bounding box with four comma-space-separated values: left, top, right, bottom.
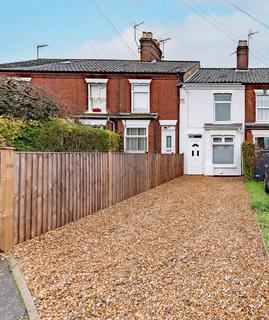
0, 78, 60, 120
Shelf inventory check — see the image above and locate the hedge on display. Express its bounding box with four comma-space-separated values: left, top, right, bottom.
241, 142, 256, 180
0, 117, 121, 152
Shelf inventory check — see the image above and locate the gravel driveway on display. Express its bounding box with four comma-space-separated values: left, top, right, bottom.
12, 176, 269, 319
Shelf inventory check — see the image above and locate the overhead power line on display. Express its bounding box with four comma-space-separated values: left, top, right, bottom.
182, 0, 269, 65
223, 0, 269, 31
104, 0, 132, 27
89, 0, 138, 59
26, 0, 54, 58
182, 0, 236, 42
189, 0, 269, 65
64, 1, 100, 58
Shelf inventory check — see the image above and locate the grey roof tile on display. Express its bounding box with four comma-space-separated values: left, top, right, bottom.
186, 68, 269, 84
0, 59, 200, 74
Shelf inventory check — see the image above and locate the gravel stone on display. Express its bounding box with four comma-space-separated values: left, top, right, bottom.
11, 176, 269, 319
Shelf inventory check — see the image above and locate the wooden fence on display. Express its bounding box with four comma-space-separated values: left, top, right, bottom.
0, 149, 183, 251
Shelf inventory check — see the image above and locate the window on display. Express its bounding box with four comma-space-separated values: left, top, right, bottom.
166, 136, 172, 149
85, 79, 108, 113
255, 137, 269, 150
214, 94, 231, 122
126, 128, 147, 153
130, 80, 151, 113
212, 136, 234, 165
256, 90, 269, 122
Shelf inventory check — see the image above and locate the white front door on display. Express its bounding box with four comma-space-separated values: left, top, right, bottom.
188, 136, 203, 174
161, 127, 176, 154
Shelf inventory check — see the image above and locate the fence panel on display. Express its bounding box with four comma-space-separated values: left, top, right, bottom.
0, 151, 184, 249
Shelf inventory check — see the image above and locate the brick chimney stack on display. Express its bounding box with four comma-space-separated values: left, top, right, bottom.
237, 40, 249, 70
140, 32, 162, 62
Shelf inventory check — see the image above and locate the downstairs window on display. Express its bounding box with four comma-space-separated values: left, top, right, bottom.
255, 137, 269, 150
125, 127, 147, 153
212, 136, 234, 165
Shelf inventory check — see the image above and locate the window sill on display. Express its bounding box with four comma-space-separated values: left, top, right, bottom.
85, 110, 107, 114
125, 150, 147, 154
255, 121, 269, 124
213, 121, 232, 124
213, 164, 236, 168
131, 110, 151, 114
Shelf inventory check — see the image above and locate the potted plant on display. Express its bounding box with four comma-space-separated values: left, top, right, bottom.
92, 107, 102, 112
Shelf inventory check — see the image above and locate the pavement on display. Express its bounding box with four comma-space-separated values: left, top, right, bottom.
0, 259, 27, 320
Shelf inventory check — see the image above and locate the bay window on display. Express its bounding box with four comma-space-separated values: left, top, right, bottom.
256, 90, 269, 122
85, 78, 108, 113
212, 136, 234, 165
214, 94, 231, 122
129, 79, 151, 113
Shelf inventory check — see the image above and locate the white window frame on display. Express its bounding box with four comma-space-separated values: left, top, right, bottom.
212, 135, 235, 167
129, 79, 151, 114
255, 89, 269, 123
213, 93, 232, 123
12, 77, 32, 82
85, 78, 108, 113
124, 120, 150, 153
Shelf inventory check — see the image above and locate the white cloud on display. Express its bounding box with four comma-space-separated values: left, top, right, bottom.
75, 1, 269, 68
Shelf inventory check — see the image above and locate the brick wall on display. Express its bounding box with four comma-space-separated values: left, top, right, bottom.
245, 84, 269, 143
0, 71, 180, 153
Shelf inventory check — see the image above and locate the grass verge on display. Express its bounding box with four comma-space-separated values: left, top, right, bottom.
245, 180, 269, 250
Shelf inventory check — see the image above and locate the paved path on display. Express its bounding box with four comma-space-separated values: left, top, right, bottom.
0, 260, 27, 320
12, 176, 269, 319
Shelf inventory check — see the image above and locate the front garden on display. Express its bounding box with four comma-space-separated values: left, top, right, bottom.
0, 78, 121, 152
242, 142, 269, 250
245, 181, 269, 250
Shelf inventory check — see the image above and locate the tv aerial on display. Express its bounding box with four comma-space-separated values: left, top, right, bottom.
36, 44, 48, 59
133, 22, 144, 52
159, 38, 171, 59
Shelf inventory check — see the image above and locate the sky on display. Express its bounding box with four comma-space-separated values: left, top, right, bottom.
0, 0, 269, 67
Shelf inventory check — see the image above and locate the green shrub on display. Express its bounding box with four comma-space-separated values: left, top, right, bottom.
0, 78, 60, 120
0, 117, 25, 147
9, 118, 121, 152
242, 142, 256, 180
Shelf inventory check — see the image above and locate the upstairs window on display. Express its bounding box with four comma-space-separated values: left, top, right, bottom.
85, 79, 108, 113
214, 94, 232, 122
212, 136, 234, 165
256, 90, 269, 122
129, 80, 151, 113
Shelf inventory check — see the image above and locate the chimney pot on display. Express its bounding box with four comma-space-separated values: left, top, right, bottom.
237, 40, 249, 70
140, 31, 162, 62
142, 31, 153, 39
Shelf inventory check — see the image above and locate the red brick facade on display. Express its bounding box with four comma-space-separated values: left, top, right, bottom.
139, 31, 162, 62
245, 84, 269, 143
1, 71, 181, 153
237, 40, 249, 70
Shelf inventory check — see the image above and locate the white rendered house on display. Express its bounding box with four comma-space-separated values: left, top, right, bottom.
180, 80, 245, 176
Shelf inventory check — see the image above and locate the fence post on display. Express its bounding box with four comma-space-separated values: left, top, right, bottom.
147, 153, 150, 191
157, 153, 160, 185
0, 147, 15, 252
108, 151, 113, 206
172, 153, 175, 179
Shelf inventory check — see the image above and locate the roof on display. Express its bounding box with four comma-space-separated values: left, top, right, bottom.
186, 68, 269, 84
0, 58, 200, 74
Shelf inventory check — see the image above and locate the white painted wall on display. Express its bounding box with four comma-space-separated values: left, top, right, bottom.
180, 83, 245, 176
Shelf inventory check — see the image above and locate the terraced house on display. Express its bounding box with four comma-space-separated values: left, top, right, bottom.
0, 32, 199, 155
180, 40, 269, 176
1, 36, 269, 177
